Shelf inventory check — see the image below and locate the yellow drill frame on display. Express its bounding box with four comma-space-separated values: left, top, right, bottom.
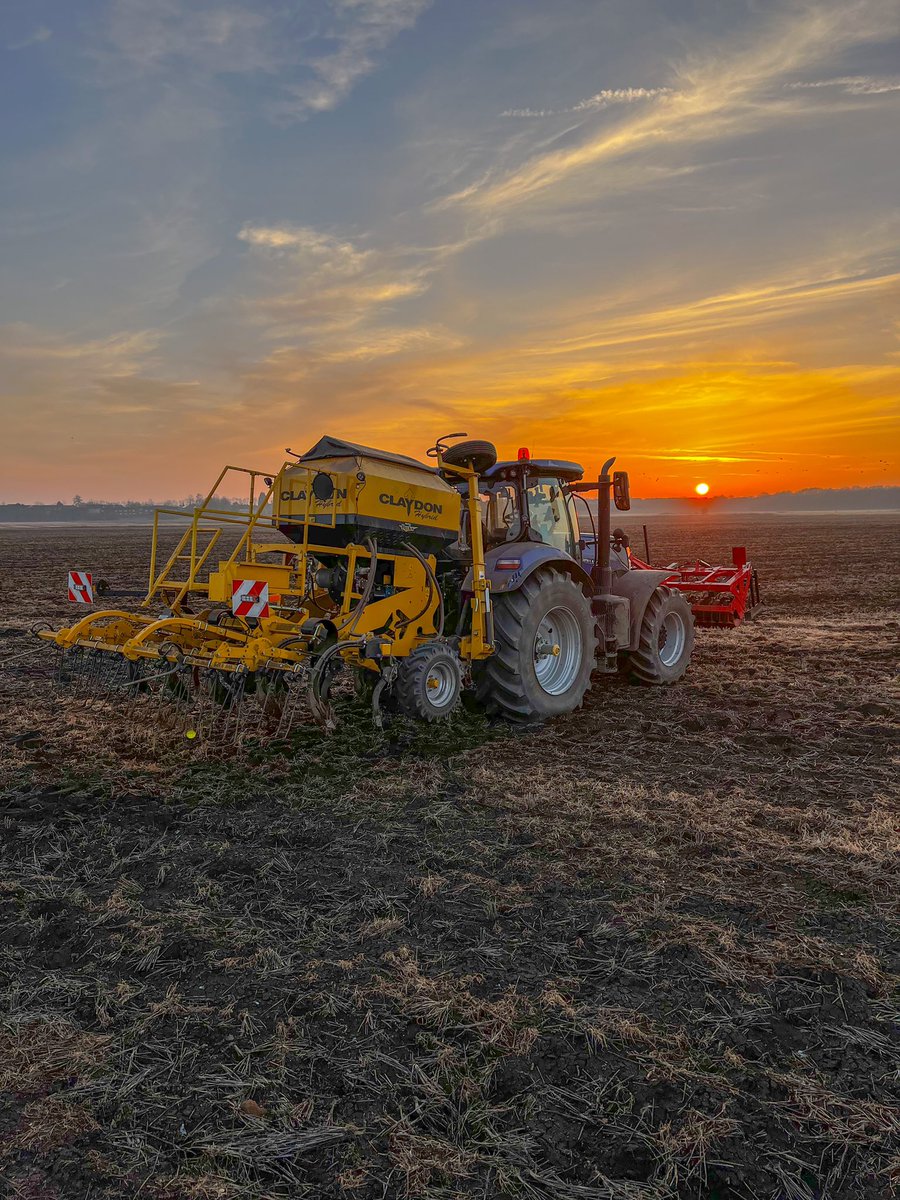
431, 448, 493, 662
39, 449, 494, 678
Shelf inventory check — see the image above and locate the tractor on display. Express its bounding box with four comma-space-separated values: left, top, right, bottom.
435, 436, 693, 722
37, 433, 750, 737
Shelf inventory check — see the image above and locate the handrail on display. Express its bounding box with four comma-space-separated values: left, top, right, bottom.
144, 464, 279, 610
216, 479, 278, 581
140, 461, 354, 612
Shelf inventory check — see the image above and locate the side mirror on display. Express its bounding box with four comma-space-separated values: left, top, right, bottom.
613, 471, 631, 511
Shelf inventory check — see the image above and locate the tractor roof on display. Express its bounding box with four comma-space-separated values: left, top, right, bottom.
483, 459, 584, 482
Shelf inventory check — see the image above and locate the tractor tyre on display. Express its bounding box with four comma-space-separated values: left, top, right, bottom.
441, 439, 497, 475
395, 643, 462, 722
627, 586, 694, 685
475, 568, 596, 722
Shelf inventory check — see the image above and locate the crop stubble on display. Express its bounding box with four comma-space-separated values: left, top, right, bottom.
0, 515, 897, 1199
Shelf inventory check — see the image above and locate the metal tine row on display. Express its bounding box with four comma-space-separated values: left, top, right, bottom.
271, 669, 313, 743
195, 671, 301, 752
46, 646, 329, 758
195, 669, 250, 751
157, 665, 289, 754
52, 647, 194, 756
56, 647, 129, 709
223, 668, 314, 749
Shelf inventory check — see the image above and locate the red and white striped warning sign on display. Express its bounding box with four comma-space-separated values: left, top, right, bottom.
67, 571, 93, 604
231, 579, 270, 619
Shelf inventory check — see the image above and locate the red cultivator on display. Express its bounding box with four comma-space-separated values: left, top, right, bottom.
631, 546, 761, 628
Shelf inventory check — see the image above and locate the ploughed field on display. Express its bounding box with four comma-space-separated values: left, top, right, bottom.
0, 516, 898, 1200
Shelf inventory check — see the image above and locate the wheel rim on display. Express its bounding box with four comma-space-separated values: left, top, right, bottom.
533, 606, 583, 695
658, 611, 686, 667
425, 660, 457, 708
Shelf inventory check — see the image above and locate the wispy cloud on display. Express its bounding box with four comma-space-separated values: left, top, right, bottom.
452, 0, 900, 213
237, 221, 438, 347
100, 0, 430, 118
272, 0, 431, 119
523, 270, 900, 361
239, 224, 371, 273
103, 1, 275, 75
501, 87, 672, 119
786, 75, 900, 94
0, 324, 159, 378
7, 26, 52, 51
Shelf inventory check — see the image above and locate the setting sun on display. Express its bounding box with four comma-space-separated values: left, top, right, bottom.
695, 483, 710, 496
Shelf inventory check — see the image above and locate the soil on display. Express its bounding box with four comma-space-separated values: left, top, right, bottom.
0, 515, 898, 1199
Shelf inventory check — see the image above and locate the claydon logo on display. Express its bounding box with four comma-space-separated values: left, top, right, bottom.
281, 487, 347, 505
379, 491, 443, 520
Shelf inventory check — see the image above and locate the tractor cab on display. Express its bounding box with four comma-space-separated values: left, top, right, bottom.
480, 456, 584, 557
477, 454, 633, 580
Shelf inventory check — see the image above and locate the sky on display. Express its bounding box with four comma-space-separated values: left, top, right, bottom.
1, 0, 898, 503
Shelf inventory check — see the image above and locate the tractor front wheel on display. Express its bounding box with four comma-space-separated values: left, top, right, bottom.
627, 585, 694, 684
475, 569, 596, 722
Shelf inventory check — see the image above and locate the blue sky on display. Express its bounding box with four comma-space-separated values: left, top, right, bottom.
1, 0, 899, 501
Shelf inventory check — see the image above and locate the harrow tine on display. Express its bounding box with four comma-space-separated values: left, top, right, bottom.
59, 647, 89, 695
121, 660, 149, 726
201, 674, 230, 748
270, 669, 301, 743
53, 646, 70, 687
190, 666, 249, 752
84, 650, 103, 695
261, 671, 293, 734
95, 651, 132, 705
185, 668, 231, 753
190, 672, 215, 747
104, 651, 195, 755
231, 669, 279, 748
307, 646, 343, 732
225, 671, 253, 749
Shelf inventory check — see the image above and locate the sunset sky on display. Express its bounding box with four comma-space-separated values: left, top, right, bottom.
2, 0, 899, 502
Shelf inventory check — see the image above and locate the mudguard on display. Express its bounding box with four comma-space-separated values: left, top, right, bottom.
463, 543, 593, 595
611, 569, 672, 650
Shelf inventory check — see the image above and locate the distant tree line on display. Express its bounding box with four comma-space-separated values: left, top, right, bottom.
0, 494, 272, 522
68, 494, 257, 511
1, 486, 895, 523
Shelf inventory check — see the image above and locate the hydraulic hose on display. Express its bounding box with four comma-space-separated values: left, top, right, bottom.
400, 542, 444, 639
343, 537, 379, 636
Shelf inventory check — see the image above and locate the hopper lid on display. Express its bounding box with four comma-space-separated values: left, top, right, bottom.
299, 435, 435, 473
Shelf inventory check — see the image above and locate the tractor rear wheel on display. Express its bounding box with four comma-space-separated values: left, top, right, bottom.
395, 643, 462, 721
475, 568, 596, 722
627, 586, 694, 684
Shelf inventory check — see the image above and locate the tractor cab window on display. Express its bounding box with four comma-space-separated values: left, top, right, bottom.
570, 493, 594, 543
526, 476, 576, 555
484, 483, 522, 543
